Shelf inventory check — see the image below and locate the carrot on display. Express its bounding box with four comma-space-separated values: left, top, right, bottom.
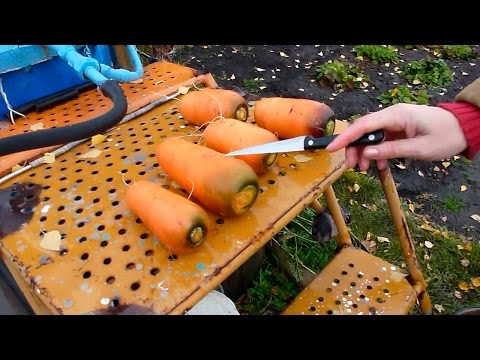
156, 138, 259, 216
203, 118, 278, 174
126, 180, 209, 254
253, 97, 336, 139
178, 88, 249, 126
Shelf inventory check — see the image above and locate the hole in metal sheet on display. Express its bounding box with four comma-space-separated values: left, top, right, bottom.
115, 214, 122, 220
327, 310, 333, 315
367, 285, 373, 290
343, 291, 349, 296
140, 233, 149, 239
168, 254, 177, 261
93, 198, 100, 203
98, 225, 105, 231
130, 282, 141, 291
369, 307, 377, 315
150, 268, 160, 276
78, 237, 87, 243
103, 258, 112, 265
350, 282, 356, 287
59, 248, 68, 256
333, 279, 340, 284
112, 299, 120, 307
83, 271, 91, 279
76, 208, 83, 214
77, 222, 85, 228
106, 276, 115, 284
383, 289, 389, 294
326, 287, 332, 293
377, 298, 384, 303
118, 229, 126, 235
80, 253, 89, 260
40, 216, 47, 222
352, 304, 358, 308
318, 297, 324, 302
57, 205, 65, 211
280, 171, 286, 176
341, 271, 348, 275
135, 218, 142, 224
122, 245, 130, 252
100, 240, 108, 247
95, 211, 103, 217
309, 306, 316, 312
360, 294, 366, 299
373, 277, 380, 282
216, 218, 225, 225
145, 250, 153, 256
335, 300, 341, 305
357, 273, 364, 278
349, 263, 355, 268
268, 179, 275, 185
112, 201, 119, 206
126, 263, 135, 270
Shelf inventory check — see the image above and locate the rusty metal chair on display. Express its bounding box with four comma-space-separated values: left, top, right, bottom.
283, 163, 433, 315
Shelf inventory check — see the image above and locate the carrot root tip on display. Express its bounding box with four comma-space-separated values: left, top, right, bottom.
231, 184, 258, 215
236, 104, 249, 122
264, 153, 277, 167
325, 118, 336, 136
188, 226, 206, 247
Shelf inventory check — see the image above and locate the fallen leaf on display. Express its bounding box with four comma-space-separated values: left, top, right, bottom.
459, 281, 470, 291
454, 290, 462, 299
390, 271, 407, 282
361, 240, 377, 253
470, 214, 480, 222
353, 183, 360, 192
460, 259, 470, 267
229, 74, 236, 80
395, 163, 406, 170
43, 152, 55, 164
424, 253, 430, 260
259, 86, 267, 90
365, 232, 372, 241
40, 230, 62, 251
417, 170, 424, 177
408, 203, 415, 213
91, 134, 107, 146
293, 154, 312, 163
79, 149, 102, 159
348, 185, 353, 192
433, 166, 440, 172
442, 161, 451, 168
465, 243, 473, 252
421, 223, 435, 232
441, 231, 450, 239
30, 123, 44, 131
413, 79, 421, 85
377, 236, 390, 243
434, 304, 445, 313
471, 277, 480, 287
424, 241, 434, 249
11, 164, 24, 172
178, 86, 190, 95
255, 67, 266, 72
457, 244, 464, 250
462, 71, 468, 76
453, 155, 460, 160
441, 216, 447, 222
460, 184, 467, 192
279, 52, 289, 58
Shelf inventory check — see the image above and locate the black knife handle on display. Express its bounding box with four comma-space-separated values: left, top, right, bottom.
303, 130, 385, 150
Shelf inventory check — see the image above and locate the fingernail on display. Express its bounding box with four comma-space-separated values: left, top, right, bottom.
364, 148, 379, 158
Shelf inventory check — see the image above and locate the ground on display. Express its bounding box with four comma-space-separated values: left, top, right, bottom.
171, 45, 480, 240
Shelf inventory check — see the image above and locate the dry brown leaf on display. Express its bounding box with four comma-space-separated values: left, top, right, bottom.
365, 231, 372, 241
460, 185, 467, 192
433, 166, 440, 172
40, 230, 62, 251
424, 241, 434, 249
91, 134, 107, 146
347, 185, 353, 192
178, 86, 190, 95
442, 161, 451, 168
30, 123, 44, 131
390, 271, 407, 282
79, 149, 102, 159
457, 244, 464, 250
361, 240, 377, 253
408, 203, 415, 213
353, 183, 360, 192
470, 214, 480, 222
293, 154, 312, 163
454, 290, 462, 299
43, 152, 55, 164
460, 259, 470, 267
459, 281, 470, 291
465, 243, 473, 252
471, 277, 480, 287
11, 164, 24, 172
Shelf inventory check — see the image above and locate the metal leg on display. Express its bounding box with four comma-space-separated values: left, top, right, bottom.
376, 162, 433, 315
324, 185, 352, 247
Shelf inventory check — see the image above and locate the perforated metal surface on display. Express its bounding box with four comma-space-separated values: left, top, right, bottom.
283, 247, 417, 315
0, 62, 348, 314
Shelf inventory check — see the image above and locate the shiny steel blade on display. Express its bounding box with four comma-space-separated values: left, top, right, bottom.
226, 136, 306, 156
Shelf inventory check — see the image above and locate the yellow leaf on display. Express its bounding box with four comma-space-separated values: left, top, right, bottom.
43, 152, 55, 164
421, 223, 435, 232
391, 88, 399, 96
279, 51, 289, 58
377, 236, 390, 243
424, 241, 434, 249
79, 149, 102, 159
390, 271, 407, 282
465, 243, 473, 252
413, 79, 421, 85
453, 155, 460, 160
353, 183, 360, 192
459, 281, 470, 291
433, 166, 440, 172
30, 123, 44, 131
365, 232, 372, 241
454, 290, 462, 299
457, 244, 464, 250
460, 259, 470, 267
442, 161, 451, 168
408, 203, 415, 213
471, 277, 480, 287
91, 134, 107, 146
178, 86, 190, 95
441, 231, 449, 239
293, 154, 312, 163
460, 185, 467, 192
434, 304, 445, 313
40, 230, 62, 251
395, 163, 406, 169
11, 164, 24, 172
471, 214, 480, 223
255, 67, 266, 72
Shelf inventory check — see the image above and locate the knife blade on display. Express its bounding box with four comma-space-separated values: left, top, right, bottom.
226, 130, 385, 157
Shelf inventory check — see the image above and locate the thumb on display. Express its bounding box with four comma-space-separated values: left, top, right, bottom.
363, 138, 426, 160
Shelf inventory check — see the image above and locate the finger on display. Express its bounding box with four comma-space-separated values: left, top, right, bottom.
345, 146, 360, 168
359, 155, 371, 171
375, 159, 389, 171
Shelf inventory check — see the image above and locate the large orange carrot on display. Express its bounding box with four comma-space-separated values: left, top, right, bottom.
203, 118, 278, 174
178, 88, 249, 126
253, 97, 336, 139
126, 180, 209, 254
156, 138, 259, 217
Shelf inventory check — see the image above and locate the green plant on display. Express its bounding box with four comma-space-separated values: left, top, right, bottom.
432, 45, 477, 60
243, 78, 266, 93
353, 45, 399, 64
377, 85, 431, 106
442, 195, 464, 212
316, 59, 369, 91
348, 114, 362, 122
401, 58, 452, 87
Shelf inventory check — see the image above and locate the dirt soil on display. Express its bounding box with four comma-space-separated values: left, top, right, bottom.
172, 45, 480, 240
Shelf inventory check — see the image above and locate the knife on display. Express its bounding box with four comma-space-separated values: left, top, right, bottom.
226, 130, 385, 156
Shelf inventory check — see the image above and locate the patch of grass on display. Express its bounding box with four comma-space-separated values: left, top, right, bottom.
242, 78, 266, 93
432, 45, 477, 60
316, 59, 369, 91
235, 251, 300, 315
347, 114, 362, 122
377, 85, 431, 106
353, 45, 399, 64
401, 58, 453, 87
442, 195, 464, 212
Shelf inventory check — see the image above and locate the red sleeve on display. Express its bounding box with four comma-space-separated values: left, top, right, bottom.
438, 101, 480, 160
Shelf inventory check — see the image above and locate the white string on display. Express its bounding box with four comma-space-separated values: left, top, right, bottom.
0, 78, 27, 124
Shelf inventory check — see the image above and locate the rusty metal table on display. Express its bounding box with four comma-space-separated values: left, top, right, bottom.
0, 61, 347, 315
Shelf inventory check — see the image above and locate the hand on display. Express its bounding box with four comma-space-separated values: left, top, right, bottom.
326, 103, 468, 171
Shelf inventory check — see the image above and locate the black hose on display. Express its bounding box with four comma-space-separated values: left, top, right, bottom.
0, 80, 127, 157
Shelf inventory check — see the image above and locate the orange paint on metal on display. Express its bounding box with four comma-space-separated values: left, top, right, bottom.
0, 64, 347, 314
283, 247, 417, 315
